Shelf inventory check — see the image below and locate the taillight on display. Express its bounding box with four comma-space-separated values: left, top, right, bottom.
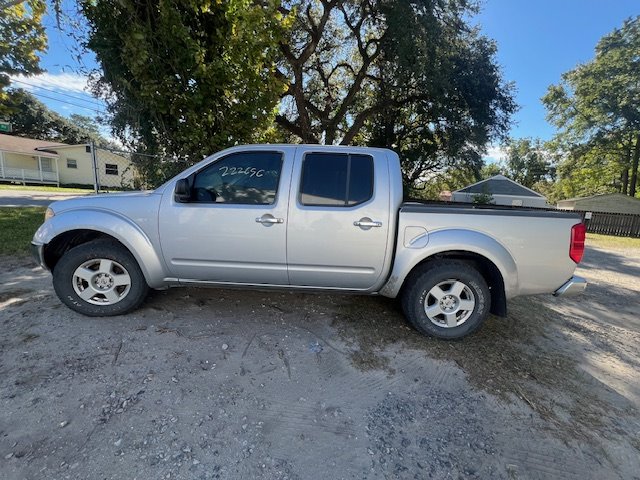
570, 223, 586, 263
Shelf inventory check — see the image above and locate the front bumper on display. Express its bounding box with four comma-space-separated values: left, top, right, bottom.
553, 275, 587, 297
31, 242, 47, 270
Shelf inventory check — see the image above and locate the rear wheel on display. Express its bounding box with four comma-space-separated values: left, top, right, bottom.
53, 240, 149, 316
401, 260, 490, 339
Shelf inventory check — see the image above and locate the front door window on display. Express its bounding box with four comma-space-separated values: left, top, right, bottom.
192, 151, 283, 204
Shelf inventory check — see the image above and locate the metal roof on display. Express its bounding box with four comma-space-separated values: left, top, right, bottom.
454, 175, 544, 198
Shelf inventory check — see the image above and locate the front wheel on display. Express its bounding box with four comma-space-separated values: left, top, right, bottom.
52, 239, 149, 316
401, 260, 490, 339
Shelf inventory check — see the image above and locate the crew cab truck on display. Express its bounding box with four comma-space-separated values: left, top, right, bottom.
31, 145, 587, 339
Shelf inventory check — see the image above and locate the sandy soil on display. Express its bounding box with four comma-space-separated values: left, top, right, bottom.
0, 244, 639, 480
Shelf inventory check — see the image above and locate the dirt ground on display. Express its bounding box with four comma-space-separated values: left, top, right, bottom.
1, 243, 639, 480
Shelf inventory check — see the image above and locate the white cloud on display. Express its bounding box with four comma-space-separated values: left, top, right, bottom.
9, 72, 91, 95
483, 145, 507, 164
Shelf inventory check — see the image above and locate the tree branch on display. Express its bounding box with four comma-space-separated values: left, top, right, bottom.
275, 114, 319, 144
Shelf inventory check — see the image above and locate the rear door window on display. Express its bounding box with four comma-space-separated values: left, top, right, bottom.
300, 153, 373, 207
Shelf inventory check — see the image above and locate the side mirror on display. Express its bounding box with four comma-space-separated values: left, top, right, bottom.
174, 178, 191, 203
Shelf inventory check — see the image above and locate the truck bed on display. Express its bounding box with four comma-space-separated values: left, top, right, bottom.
389, 201, 584, 299
401, 200, 583, 220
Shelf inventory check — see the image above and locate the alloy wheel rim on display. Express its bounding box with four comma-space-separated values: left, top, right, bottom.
72, 258, 131, 306
423, 279, 475, 328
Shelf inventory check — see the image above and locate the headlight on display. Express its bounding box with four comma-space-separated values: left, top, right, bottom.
44, 208, 55, 221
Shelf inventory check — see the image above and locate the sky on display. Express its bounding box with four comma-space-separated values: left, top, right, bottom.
8, 0, 640, 159
475, 0, 639, 162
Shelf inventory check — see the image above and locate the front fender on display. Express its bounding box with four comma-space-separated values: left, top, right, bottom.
33, 208, 167, 289
379, 228, 518, 298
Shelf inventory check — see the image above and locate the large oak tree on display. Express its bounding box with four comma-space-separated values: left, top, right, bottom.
80, 0, 515, 188
276, 0, 516, 186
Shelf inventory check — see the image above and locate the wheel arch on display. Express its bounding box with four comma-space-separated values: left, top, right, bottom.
379, 228, 518, 317
402, 251, 507, 317
35, 209, 167, 288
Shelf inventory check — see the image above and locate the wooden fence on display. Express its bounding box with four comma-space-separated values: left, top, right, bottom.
579, 211, 640, 238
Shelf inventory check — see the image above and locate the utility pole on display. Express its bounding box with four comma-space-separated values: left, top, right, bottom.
91, 142, 100, 193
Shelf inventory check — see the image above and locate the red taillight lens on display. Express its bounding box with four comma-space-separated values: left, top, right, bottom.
570, 223, 586, 263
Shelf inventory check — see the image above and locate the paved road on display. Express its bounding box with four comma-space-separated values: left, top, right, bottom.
0, 189, 90, 207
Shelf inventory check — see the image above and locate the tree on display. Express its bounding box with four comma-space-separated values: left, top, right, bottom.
544, 141, 624, 203
68, 113, 101, 137
543, 16, 640, 197
480, 162, 502, 179
3, 88, 109, 145
80, 0, 289, 160
0, 0, 47, 115
275, 0, 515, 187
407, 162, 482, 201
501, 138, 555, 188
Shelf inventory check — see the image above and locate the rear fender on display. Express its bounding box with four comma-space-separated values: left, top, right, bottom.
379, 228, 518, 299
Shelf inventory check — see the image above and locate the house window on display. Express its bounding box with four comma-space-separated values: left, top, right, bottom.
105, 163, 118, 175
40, 158, 53, 172
67, 159, 78, 169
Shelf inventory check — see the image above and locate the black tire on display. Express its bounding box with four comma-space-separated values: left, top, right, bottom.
401, 260, 490, 339
52, 239, 149, 317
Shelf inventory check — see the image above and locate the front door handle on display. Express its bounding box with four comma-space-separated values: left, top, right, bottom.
256, 214, 284, 225
354, 218, 382, 229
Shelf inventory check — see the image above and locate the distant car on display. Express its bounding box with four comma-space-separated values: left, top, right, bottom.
32, 145, 587, 339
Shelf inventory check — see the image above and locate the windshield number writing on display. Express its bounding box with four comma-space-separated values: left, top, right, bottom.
219, 166, 264, 178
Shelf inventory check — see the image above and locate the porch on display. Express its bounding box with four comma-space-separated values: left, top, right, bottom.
0, 151, 60, 186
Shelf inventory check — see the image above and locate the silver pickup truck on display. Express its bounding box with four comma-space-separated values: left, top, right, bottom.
31, 145, 587, 339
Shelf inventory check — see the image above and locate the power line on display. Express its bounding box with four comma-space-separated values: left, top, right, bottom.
10, 78, 106, 107
23, 90, 106, 115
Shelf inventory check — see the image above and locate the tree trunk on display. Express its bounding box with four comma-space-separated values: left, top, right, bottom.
630, 133, 640, 197
621, 167, 629, 195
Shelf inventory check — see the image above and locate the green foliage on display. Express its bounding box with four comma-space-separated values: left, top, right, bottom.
130, 154, 189, 190
277, 0, 516, 188
370, 0, 516, 187
471, 191, 494, 205
0, 0, 47, 115
501, 138, 555, 188
481, 163, 502, 179
407, 163, 481, 201
546, 146, 622, 203
3, 88, 109, 145
471, 185, 496, 205
81, 0, 290, 160
543, 16, 640, 198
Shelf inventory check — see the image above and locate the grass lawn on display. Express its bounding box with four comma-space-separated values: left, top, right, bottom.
587, 233, 640, 250
0, 207, 46, 255
0, 184, 92, 193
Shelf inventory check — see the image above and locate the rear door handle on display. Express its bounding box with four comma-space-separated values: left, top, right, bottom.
256, 214, 284, 225
354, 218, 382, 228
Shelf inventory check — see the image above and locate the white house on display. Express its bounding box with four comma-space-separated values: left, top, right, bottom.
451, 175, 549, 208
0, 134, 134, 188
